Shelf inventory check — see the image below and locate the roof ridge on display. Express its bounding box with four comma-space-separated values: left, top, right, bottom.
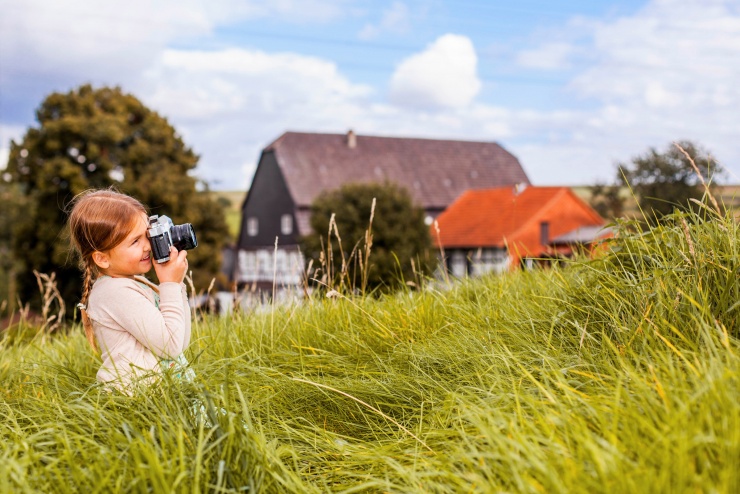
505, 187, 568, 242
562, 187, 605, 223
274, 130, 504, 145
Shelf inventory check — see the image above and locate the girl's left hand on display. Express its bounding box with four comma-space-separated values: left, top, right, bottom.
153, 246, 188, 283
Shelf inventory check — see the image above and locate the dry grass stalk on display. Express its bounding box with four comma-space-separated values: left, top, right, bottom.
360, 198, 376, 295
311, 199, 378, 296
301, 257, 314, 300
680, 217, 696, 260
433, 220, 450, 285
325, 214, 337, 290
674, 141, 721, 215
185, 271, 197, 320
205, 277, 217, 314
32, 270, 65, 333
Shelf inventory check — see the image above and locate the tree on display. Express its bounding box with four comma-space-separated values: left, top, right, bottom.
588, 182, 625, 220
4, 85, 229, 313
301, 182, 435, 294
617, 140, 724, 223
0, 182, 28, 311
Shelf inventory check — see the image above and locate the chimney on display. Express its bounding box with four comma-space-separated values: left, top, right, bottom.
540, 221, 550, 246
346, 129, 357, 149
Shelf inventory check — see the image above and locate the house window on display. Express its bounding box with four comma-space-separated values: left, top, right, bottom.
281, 214, 293, 235
450, 251, 468, 277
247, 217, 258, 236
473, 248, 509, 275
257, 250, 271, 277
276, 249, 288, 273
241, 251, 256, 274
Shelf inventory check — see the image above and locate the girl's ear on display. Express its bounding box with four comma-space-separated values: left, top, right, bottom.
92, 251, 110, 270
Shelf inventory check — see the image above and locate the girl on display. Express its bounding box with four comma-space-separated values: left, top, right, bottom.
68, 189, 194, 389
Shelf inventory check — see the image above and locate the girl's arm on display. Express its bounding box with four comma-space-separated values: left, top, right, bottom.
98, 280, 189, 358
152, 245, 192, 353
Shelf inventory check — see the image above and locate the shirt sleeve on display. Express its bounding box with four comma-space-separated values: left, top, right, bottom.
98, 280, 189, 359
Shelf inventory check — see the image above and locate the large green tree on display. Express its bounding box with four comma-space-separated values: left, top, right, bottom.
301, 181, 435, 294
0, 182, 28, 310
588, 183, 625, 221
4, 84, 229, 312
617, 140, 724, 223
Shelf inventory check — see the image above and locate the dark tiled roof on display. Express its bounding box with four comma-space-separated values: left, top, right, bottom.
265, 131, 530, 209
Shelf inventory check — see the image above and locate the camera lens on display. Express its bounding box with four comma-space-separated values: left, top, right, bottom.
171, 223, 198, 251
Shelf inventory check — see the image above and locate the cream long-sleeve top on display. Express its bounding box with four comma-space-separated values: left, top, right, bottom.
86, 275, 192, 387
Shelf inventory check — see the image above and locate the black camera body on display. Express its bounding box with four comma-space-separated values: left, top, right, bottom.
147, 215, 198, 263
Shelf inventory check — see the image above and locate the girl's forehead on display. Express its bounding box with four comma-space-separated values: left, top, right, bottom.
130, 213, 149, 233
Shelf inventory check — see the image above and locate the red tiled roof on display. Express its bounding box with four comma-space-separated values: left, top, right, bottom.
433, 185, 605, 260
265, 131, 530, 210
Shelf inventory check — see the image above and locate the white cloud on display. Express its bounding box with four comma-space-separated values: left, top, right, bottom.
516, 42, 575, 70
0, 0, 357, 187
389, 34, 481, 110
359, 1, 411, 39
139, 47, 375, 187
570, 1, 740, 108
0, 0, 350, 89
507, 0, 740, 185
0, 124, 26, 171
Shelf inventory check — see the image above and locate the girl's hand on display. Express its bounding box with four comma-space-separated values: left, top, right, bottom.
153, 246, 189, 284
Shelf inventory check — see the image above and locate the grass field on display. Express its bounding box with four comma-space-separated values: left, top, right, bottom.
210, 190, 246, 241
2, 200, 739, 493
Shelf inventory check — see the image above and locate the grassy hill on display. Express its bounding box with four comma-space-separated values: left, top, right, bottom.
2, 201, 739, 492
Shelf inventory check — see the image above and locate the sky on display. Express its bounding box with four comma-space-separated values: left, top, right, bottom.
1, 0, 739, 190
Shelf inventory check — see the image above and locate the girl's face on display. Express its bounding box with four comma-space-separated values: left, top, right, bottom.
96, 214, 152, 278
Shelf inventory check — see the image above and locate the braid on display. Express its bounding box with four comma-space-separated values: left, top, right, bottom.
67, 188, 148, 354
79, 262, 98, 351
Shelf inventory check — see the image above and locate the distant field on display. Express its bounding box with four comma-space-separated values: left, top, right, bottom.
571, 184, 740, 219
210, 190, 246, 240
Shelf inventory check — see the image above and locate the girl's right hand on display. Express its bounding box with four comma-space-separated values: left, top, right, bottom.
153, 246, 189, 284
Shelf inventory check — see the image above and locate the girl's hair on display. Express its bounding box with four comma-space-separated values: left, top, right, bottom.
68, 189, 148, 350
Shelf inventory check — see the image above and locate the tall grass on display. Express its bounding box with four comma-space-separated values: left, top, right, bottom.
2, 204, 739, 493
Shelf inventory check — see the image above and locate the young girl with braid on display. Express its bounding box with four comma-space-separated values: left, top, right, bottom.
68, 189, 194, 389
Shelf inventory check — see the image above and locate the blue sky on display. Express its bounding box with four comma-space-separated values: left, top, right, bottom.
1, 0, 738, 190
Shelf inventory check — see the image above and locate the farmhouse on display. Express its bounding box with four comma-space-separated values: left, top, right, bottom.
433, 185, 610, 277
234, 130, 530, 288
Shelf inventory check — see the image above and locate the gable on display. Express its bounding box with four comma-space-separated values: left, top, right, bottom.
238, 150, 298, 247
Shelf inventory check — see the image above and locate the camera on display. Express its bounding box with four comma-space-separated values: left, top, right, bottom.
147, 215, 198, 263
